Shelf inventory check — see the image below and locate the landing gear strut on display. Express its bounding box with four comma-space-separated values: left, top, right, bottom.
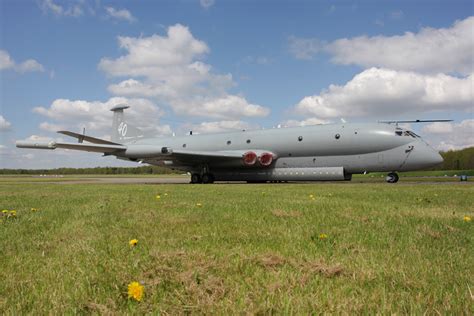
386, 172, 399, 183
190, 169, 215, 184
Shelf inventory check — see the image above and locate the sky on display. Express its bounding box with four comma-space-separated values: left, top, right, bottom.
0, 0, 473, 169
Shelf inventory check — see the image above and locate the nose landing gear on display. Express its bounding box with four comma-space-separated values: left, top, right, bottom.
386, 172, 399, 183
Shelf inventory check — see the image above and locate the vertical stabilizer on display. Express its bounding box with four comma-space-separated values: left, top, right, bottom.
110, 105, 144, 143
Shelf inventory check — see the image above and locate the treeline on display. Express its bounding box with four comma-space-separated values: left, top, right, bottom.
1, 147, 472, 175
0, 166, 179, 175
435, 146, 474, 170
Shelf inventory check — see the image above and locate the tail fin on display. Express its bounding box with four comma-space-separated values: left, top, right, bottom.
111, 105, 144, 143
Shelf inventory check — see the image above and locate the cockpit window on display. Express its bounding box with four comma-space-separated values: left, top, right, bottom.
403, 131, 419, 138
395, 131, 403, 136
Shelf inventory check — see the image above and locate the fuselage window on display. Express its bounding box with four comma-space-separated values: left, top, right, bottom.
335, 134, 340, 139
227, 140, 231, 145
298, 136, 303, 141
182, 143, 186, 148
246, 139, 251, 144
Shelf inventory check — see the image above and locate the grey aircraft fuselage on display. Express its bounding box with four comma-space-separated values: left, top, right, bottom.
121, 123, 442, 181
16, 106, 443, 183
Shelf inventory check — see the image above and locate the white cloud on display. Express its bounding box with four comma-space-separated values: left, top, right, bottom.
0, 50, 15, 70
282, 118, 329, 127
288, 36, 323, 60
0, 115, 12, 131
0, 50, 45, 73
17, 59, 45, 73
40, 0, 83, 17
105, 7, 135, 22
290, 16, 474, 74
185, 120, 257, 134
33, 97, 172, 137
294, 68, 473, 120
200, 0, 215, 9
422, 119, 474, 151
100, 24, 269, 119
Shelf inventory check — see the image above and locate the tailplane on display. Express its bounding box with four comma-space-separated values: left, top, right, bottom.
111, 105, 144, 143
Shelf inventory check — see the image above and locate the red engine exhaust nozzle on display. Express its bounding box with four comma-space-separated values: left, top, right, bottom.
258, 152, 273, 166
243, 151, 257, 166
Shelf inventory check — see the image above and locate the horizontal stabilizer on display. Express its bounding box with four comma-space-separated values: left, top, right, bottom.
58, 131, 121, 145
16, 140, 126, 153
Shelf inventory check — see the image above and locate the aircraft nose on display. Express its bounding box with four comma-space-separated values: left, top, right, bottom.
406, 143, 443, 169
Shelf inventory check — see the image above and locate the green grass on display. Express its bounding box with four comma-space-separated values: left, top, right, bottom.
1, 181, 473, 314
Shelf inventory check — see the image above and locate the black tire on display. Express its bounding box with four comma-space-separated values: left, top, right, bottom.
201, 173, 214, 184
191, 173, 201, 184
386, 172, 399, 183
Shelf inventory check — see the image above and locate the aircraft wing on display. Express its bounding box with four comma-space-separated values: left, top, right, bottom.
16, 140, 126, 153
169, 149, 244, 162
57, 131, 121, 145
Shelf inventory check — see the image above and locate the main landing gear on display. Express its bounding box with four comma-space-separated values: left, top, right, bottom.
190, 172, 215, 184
386, 172, 399, 183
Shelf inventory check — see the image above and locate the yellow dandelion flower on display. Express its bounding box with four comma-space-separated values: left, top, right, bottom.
9, 210, 16, 217
127, 281, 144, 301
309, 194, 314, 198
156, 195, 161, 200
318, 233, 328, 240
464, 216, 472, 222
196, 203, 202, 207
164, 193, 168, 196
31, 208, 38, 212
129, 239, 138, 247
2, 210, 8, 214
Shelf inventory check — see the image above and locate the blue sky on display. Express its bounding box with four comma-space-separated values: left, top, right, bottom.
0, 0, 473, 168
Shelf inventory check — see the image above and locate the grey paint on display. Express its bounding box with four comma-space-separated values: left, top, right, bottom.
16, 106, 443, 182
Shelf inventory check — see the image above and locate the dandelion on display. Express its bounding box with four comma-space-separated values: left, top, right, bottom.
2, 210, 8, 214
318, 233, 328, 240
129, 239, 138, 247
309, 194, 314, 198
196, 203, 202, 207
156, 195, 161, 200
164, 193, 168, 196
464, 216, 472, 222
9, 210, 16, 217
31, 208, 38, 212
127, 281, 144, 301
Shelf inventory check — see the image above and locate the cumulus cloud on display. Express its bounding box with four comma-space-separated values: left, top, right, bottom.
99, 24, 269, 119
185, 120, 257, 134
282, 118, 329, 127
0, 50, 45, 73
422, 119, 474, 151
0, 115, 12, 131
33, 97, 172, 137
105, 7, 135, 22
294, 68, 473, 120
290, 16, 474, 74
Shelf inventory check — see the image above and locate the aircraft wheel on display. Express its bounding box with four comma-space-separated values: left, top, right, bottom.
201, 173, 215, 184
191, 173, 202, 184
386, 172, 399, 183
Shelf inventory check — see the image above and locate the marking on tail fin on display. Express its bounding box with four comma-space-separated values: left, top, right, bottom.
118, 122, 128, 137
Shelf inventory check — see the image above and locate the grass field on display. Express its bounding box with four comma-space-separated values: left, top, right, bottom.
1, 180, 473, 314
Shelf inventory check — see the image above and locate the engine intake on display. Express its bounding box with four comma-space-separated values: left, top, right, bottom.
243, 151, 257, 166
258, 152, 273, 167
